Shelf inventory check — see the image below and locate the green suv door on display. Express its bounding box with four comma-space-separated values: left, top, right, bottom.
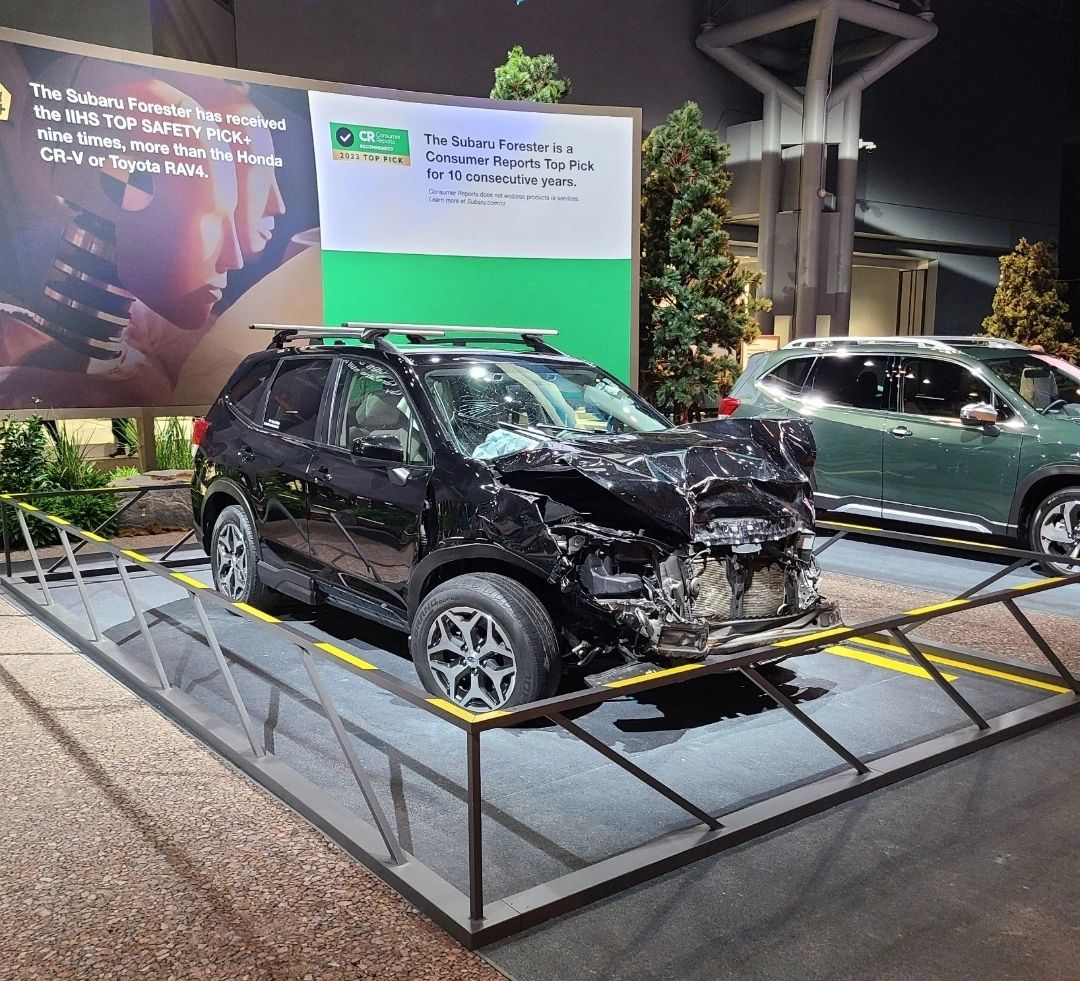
880, 355, 1023, 533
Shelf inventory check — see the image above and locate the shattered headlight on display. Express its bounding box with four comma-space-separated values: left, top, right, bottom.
697, 514, 801, 545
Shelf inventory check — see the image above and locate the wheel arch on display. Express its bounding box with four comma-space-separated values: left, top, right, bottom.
408, 545, 560, 623
200, 478, 257, 546
1011, 466, 1080, 534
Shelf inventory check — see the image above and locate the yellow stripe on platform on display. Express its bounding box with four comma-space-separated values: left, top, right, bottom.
904, 599, 969, 616
852, 637, 1071, 694
425, 697, 509, 724
45, 514, 70, 525
232, 602, 280, 623
931, 535, 1006, 550
773, 626, 850, 648
122, 549, 151, 562
82, 531, 108, 543
314, 641, 377, 671
1011, 577, 1065, 591
819, 521, 882, 532
170, 572, 208, 589
17, 502, 38, 511
603, 662, 704, 689
825, 644, 958, 682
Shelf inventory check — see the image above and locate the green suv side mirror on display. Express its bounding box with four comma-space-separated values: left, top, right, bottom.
960, 402, 998, 426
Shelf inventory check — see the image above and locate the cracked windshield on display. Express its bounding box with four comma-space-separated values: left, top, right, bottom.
422, 357, 669, 459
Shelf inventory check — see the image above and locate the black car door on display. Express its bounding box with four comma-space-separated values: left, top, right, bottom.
242, 355, 333, 567
306, 356, 433, 615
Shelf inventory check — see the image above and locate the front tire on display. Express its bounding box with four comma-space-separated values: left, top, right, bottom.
1029, 488, 1080, 576
210, 504, 277, 608
410, 573, 562, 711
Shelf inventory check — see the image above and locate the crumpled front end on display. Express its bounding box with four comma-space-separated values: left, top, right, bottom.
565, 522, 839, 662
494, 418, 841, 670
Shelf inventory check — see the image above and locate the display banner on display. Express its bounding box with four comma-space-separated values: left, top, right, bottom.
0, 30, 639, 412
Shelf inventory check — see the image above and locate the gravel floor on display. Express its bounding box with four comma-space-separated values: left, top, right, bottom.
0, 596, 502, 981
822, 570, 1080, 670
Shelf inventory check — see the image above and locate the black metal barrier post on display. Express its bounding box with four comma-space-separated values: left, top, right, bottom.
4, 497, 1080, 947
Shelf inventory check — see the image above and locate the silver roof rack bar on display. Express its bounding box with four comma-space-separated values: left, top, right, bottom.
343, 322, 559, 337
784, 335, 1029, 352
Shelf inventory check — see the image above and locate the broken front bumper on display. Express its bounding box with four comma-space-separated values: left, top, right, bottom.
655, 601, 843, 659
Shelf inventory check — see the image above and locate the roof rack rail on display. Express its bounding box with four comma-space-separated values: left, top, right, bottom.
784, 335, 1030, 352
250, 322, 563, 356
398, 325, 562, 355
252, 322, 446, 352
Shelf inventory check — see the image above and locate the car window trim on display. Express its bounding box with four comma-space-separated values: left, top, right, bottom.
326, 352, 434, 462
254, 353, 337, 447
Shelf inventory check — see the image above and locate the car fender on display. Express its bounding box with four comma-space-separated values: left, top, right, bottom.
1010, 464, 1080, 528
199, 477, 258, 540
409, 544, 552, 620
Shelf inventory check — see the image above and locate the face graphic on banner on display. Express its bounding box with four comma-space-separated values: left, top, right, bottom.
108, 80, 243, 331
172, 77, 286, 260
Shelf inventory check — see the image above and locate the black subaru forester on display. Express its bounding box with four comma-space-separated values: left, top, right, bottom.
191, 325, 839, 710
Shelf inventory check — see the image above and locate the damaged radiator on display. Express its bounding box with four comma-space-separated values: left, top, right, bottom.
689, 553, 789, 620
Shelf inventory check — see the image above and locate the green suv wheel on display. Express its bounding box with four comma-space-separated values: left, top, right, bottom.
1030, 488, 1080, 577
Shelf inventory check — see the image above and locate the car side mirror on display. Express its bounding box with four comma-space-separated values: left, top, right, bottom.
960, 402, 998, 426
351, 435, 404, 463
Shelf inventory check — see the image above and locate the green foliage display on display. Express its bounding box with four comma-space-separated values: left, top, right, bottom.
491, 45, 571, 103
983, 238, 1075, 358
156, 417, 194, 471
639, 102, 767, 417
0, 417, 116, 547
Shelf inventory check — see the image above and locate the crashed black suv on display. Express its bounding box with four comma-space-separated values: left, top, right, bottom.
191, 325, 838, 711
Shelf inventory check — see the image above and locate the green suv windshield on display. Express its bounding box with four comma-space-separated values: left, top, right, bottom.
981, 353, 1080, 415
421, 356, 669, 459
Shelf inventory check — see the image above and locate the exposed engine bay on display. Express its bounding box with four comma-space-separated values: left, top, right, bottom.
491, 418, 841, 674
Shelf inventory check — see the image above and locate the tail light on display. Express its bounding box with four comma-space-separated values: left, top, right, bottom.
192, 417, 210, 451
718, 396, 741, 416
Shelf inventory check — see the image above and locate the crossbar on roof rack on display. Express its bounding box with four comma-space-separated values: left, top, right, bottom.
250, 323, 562, 355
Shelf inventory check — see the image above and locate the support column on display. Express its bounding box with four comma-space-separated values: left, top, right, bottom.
757, 90, 782, 335
793, 8, 839, 339
831, 88, 862, 336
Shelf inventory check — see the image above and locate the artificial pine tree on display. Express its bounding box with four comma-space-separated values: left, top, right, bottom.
490, 46, 571, 103
983, 238, 1074, 357
640, 102, 766, 417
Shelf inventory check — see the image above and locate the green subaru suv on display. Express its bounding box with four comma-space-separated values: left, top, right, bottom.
723, 336, 1080, 573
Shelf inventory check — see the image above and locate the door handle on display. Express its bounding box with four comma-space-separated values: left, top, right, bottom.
312, 466, 331, 483
889, 425, 913, 438
237, 445, 255, 462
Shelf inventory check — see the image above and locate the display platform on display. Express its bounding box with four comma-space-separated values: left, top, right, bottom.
3, 520, 1078, 947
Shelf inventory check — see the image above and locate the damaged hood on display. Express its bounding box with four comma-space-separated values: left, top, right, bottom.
494, 418, 818, 542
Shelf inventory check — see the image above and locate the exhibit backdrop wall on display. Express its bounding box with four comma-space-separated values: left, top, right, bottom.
0, 28, 640, 413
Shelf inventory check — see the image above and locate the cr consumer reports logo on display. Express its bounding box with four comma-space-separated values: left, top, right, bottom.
330, 122, 411, 166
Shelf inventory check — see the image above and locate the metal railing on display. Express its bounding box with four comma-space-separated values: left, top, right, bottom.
2, 493, 1079, 947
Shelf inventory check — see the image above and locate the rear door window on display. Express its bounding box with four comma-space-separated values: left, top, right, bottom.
807, 355, 890, 409
263, 358, 333, 440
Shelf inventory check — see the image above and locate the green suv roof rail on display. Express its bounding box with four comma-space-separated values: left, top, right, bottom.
784, 335, 1028, 352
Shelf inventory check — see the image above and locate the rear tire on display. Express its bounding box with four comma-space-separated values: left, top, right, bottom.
210, 504, 277, 608
1028, 488, 1080, 577
410, 572, 562, 711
